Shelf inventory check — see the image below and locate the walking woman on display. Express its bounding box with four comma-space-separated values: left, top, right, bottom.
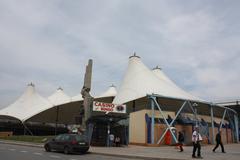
213, 130, 225, 153
178, 131, 184, 152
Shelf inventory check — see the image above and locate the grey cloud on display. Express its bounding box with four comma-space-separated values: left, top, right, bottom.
1, 0, 240, 108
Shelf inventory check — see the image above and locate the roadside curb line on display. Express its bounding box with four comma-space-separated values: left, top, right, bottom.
89, 152, 184, 160
0, 140, 43, 148
0, 140, 185, 160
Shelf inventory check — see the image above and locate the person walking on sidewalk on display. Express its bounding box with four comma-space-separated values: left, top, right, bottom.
192, 126, 203, 158
178, 131, 184, 152
109, 133, 115, 147
115, 136, 121, 147
213, 130, 225, 153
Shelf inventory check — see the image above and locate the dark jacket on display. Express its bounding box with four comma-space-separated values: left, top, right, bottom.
178, 132, 184, 143
215, 133, 221, 143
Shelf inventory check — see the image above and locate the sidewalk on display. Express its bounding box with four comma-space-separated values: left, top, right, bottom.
91, 144, 240, 160
0, 140, 240, 160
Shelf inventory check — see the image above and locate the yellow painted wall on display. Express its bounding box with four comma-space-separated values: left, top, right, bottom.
129, 109, 175, 144
129, 110, 233, 145
129, 110, 146, 144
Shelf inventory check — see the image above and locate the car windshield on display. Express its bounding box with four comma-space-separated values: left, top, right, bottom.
75, 135, 88, 141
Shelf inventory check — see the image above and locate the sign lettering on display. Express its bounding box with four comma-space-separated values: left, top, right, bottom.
93, 101, 126, 114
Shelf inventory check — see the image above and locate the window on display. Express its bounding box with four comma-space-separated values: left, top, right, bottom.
55, 135, 62, 141
63, 135, 70, 141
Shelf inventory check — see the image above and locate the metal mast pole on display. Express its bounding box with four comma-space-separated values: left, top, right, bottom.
234, 114, 239, 143
151, 96, 155, 144
210, 105, 215, 144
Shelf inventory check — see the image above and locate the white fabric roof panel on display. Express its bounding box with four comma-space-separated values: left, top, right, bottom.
152, 67, 202, 101
95, 85, 117, 98
113, 55, 203, 104
152, 66, 179, 87
71, 93, 83, 102
48, 87, 71, 106
0, 83, 53, 121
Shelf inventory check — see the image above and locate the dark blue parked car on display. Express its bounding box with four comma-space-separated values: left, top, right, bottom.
44, 133, 89, 154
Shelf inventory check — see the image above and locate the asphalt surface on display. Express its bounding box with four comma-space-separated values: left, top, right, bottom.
1, 140, 240, 160
0, 143, 140, 160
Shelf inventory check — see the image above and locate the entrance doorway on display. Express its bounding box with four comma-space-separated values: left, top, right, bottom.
90, 116, 128, 146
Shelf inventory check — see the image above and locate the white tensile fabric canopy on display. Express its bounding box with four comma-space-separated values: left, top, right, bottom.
152, 66, 201, 101
28, 89, 81, 124
71, 93, 83, 102
113, 55, 203, 104
95, 85, 117, 99
152, 66, 179, 87
72, 85, 117, 101
48, 87, 71, 106
0, 83, 53, 122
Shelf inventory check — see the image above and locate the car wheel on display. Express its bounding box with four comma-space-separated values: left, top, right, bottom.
44, 144, 51, 152
64, 146, 70, 154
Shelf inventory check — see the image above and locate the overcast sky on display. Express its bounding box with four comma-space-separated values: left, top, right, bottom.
0, 0, 240, 109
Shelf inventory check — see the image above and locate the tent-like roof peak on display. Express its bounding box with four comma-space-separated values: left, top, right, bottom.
24, 82, 36, 95
151, 67, 202, 101
113, 56, 203, 104
27, 82, 35, 87
110, 84, 115, 87
96, 84, 117, 98
57, 87, 63, 91
152, 66, 162, 70
0, 83, 53, 121
129, 52, 140, 59
48, 88, 71, 106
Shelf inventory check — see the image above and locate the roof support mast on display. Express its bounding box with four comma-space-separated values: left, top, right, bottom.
234, 114, 239, 142
151, 97, 155, 144
149, 94, 202, 145
210, 104, 215, 144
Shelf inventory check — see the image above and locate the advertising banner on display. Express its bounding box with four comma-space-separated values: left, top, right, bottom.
93, 101, 126, 114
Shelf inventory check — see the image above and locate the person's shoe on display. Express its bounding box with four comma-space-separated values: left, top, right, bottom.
212, 149, 215, 152
192, 155, 196, 158
197, 156, 203, 159
222, 151, 226, 153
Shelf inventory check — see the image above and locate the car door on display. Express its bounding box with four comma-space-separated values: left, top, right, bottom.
58, 134, 71, 151
51, 135, 63, 151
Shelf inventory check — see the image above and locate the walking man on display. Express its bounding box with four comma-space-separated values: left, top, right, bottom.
192, 126, 203, 158
213, 130, 225, 153
109, 133, 115, 147
178, 131, 184, 152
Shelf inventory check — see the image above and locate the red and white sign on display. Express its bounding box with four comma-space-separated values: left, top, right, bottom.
93, 101, 126, 114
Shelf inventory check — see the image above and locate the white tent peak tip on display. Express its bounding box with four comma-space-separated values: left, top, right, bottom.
110, 84, 116, 87
152, 66, 162, 70
27, 82, 35, 87
57, 87, 63, 91
129, 52, 140, 59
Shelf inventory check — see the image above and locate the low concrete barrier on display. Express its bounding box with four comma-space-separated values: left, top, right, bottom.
0, 132, 13, 137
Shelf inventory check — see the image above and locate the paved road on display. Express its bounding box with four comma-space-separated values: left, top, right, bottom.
1, 140, 240, 160
0, 143, 140, 160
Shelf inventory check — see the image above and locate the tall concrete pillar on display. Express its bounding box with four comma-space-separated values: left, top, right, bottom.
81, 59, 93, 129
